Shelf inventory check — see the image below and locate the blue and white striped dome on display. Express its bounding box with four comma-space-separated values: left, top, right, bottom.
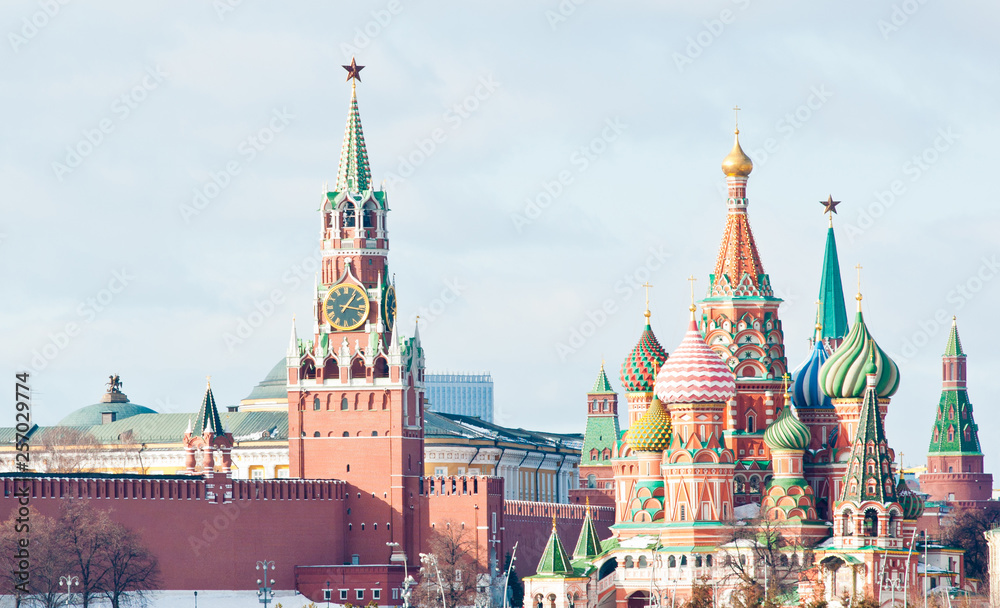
791, 339, 832, 408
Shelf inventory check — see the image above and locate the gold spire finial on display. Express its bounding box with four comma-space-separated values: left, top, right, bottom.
206, 375, 212, 388
855, 264, 863, 310
687, 276, 697, 313
733, 105, 741, 134
642, 282, 653, 319
782, 373, 791, 400
552, 513, 557, 530
585, 496, 591, 515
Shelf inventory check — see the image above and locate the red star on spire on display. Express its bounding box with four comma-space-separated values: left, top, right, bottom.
343, 57, 364, 83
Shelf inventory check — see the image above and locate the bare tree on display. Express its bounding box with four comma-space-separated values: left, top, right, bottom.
0, 510, 72, 608
941, 503, 1000, 591
720, 519, 813, 604
58, 501, 113, 608
102, 522, 159, 608
413, 523, 485, 608
38, 427, 103, 473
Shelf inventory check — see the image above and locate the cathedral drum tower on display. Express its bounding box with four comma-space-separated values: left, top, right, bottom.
699, 121, 788, 505
285, 60, 426, 565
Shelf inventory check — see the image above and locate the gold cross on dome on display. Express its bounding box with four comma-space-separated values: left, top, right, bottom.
687, 276, 697, 308
855, 264, 863, 302
733, 105, 741, 132
642, 282, 653, 317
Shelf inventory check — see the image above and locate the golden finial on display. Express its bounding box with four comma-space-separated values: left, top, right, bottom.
733, 105, 741, 134
855, 264, 863, 310
687, 276, 697, 313
642, 282, 653, 319
206, 375, 212, 388
722, 107, 753, 177
814, 300, 823, 332
782, 373, 791, 399
551, 513, 557, 530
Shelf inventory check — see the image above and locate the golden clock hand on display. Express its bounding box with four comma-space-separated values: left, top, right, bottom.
340, 292, 360, 312
341, 304, 365, 312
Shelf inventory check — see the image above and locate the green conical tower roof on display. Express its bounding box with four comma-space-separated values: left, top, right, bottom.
928, 318, 981, 456
573, 504, 602, 560
944, 317, 965, 357
536, 520, 573, 575
817, 222, 849, 341
195, 381, 224, 436
335, 83, 371, 193
591, 362, 615, 394
838, 347, 898, 506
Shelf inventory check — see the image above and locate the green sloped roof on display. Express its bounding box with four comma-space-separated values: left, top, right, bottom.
944, 319, 965, 357
573, 508, 602, 560
425, 412, 582, 450
335, 86, 371, 193
536, 526, 573, 575
590, 363, 615, 394
58, 401, 157, 427
75, 411, 287, 445
581, 416, 619, 464
818, 224, 849, 341
194, 386, 225, 435
242, 359, 288, 402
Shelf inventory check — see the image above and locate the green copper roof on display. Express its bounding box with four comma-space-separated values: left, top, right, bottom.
536, 524, 573, 575
819, 311, 900, 399
335, 87, 371, 193
241, 359, 287, 403
838, 371, 898, 506
581, 415, 619, 465
573, 508, 602, 559
896, 474, 925, 520
58, 400, 158, 427
763, 403, 811, 452
194, 385, 225, 435
944, 318, 965, 357
591, 363, 615, 394
818, 224, 849, 340
927, 387, 982, 455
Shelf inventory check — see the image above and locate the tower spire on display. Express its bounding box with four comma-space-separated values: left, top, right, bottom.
335, 58, 371, 193
817, 206, 849, 342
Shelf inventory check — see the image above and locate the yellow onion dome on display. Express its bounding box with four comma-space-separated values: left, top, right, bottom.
627, 397, 672, 453
721, 130, 753, 177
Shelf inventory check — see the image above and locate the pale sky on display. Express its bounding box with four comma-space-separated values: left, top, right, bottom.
3, 1, 999, 476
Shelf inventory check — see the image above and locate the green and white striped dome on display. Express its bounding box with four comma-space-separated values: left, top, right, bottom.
819, 310, 899, 399
763, 402, 811, 452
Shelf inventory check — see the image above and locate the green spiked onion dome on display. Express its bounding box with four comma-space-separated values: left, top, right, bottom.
819, 310, 899, 399
896, 474, 925, 520
764, 400, 811, 452
628, 397, 672, 452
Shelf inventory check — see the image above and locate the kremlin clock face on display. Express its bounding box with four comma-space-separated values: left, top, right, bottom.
323, 283, 370, 331
383, 285, 397, 331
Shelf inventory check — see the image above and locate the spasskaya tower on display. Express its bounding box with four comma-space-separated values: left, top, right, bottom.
286, 59, 426, 565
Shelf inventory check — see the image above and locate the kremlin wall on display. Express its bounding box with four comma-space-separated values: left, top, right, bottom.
1, 62, 994, 607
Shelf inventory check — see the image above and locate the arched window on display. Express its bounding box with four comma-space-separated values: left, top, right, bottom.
342, 431, 350, 437
342, 204, 356, 227
587, 474, 596, 489
313, 431, 320, 437
949, 406, 955, 419
590, 449, 598, 460
602, 400, 609, 412
624, 556, 634, 568
695, 556, 703, 567
341, 396, 349, 411
706, 555, 713, 567
964, 426, 972, 441
680, 555, 688, 567
313, 396, 321, 411
371, 431, 378, 436
638, 556, 648, 568
934, 428, 940, 442
668, 556, 676, 568
746, 415, 755, 433
602, 448, 611, 460
947, 426, 955, 442
373, 358, 389, 379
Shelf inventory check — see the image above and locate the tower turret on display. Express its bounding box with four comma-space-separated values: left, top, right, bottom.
577, 362, 621, 505
920, 318, 992, 503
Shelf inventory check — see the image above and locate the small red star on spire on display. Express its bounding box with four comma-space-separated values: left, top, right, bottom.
820, 194, 841, 214
343, 57, 364, 83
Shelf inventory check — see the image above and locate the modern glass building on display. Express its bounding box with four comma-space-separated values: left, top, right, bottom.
424, 372, 494, 422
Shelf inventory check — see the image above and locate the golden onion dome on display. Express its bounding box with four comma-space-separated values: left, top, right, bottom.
721, 130, 753, 178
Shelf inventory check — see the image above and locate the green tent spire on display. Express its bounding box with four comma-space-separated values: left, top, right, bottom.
591, 361, 614, 394
195, 380, 224, 436
536, 519, 573, 575
817, 222, 848, 341
335, 83, 371, 193
944, 317, 965, 357
572, 504, 602, 560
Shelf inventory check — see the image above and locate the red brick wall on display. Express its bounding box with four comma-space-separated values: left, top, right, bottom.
0, 474, 346, 591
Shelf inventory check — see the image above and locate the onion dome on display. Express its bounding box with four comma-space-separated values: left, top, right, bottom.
764, 400, 811, 452
819, 310, 899, 399
721, 129, 753, 177
895, 473, 925, 520
627, 397, 671, 453
620, 318, 668, 393
791, 329, 833, 408
654, 318, 736, 404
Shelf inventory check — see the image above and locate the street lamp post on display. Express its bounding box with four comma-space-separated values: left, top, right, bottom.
194, 590, 198, 608
388, 541, 415, 608
324, 579, 332, 608
256, 560, 276, 607
502, 542, 518, 608
421, 552, 448, 608
59, 575, 79, 604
